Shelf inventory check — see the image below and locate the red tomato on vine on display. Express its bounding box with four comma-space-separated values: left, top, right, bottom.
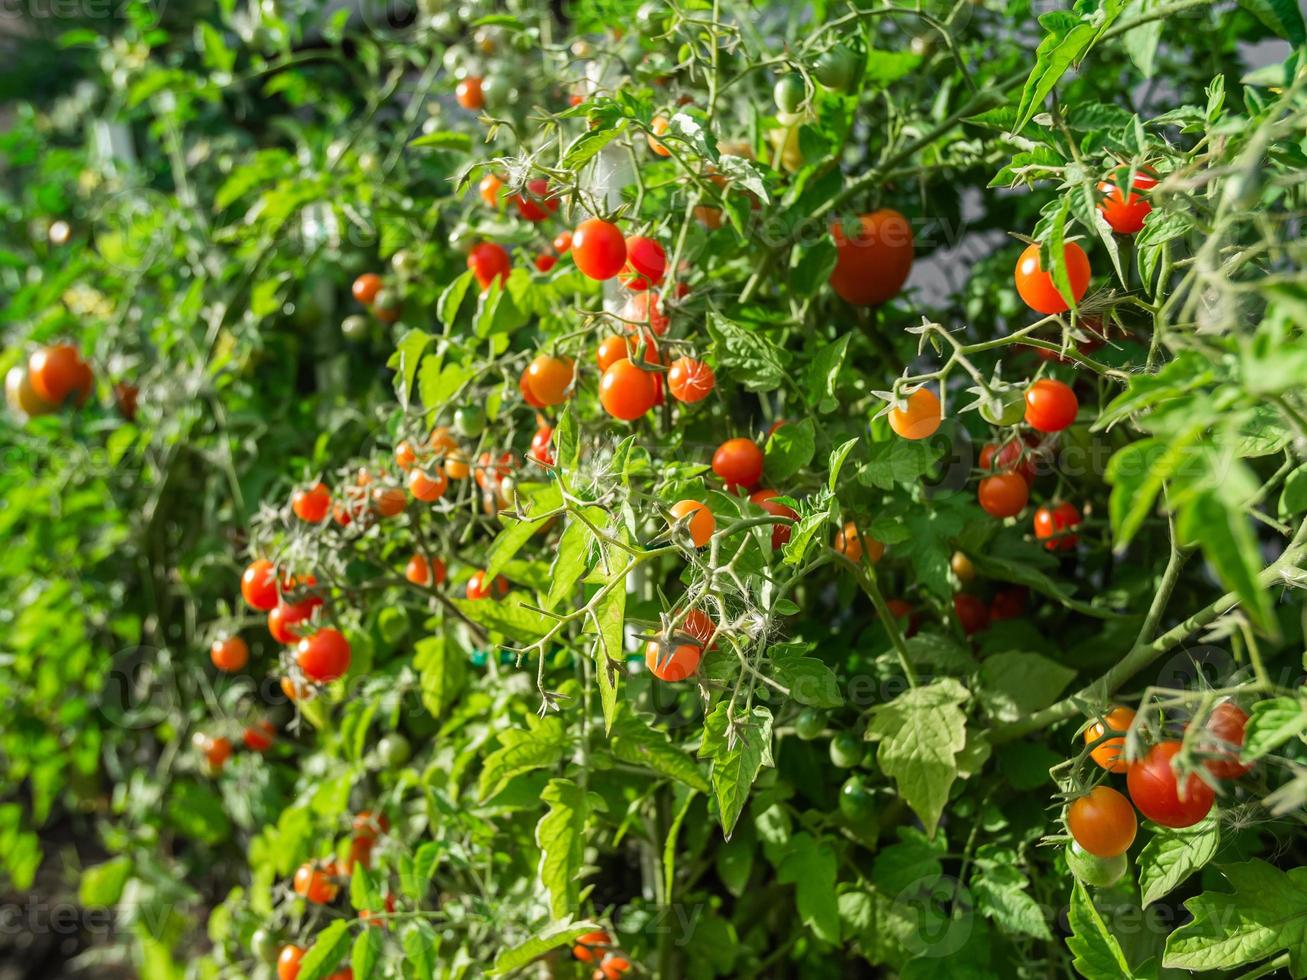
1127, 741, 1215, 828
291, 482, 331, 523
1066, 785, 1137, 857
978, 472, 1029, 518
1014, 242, 1091, 314
749, 489, 797, 548
712, 437, 763, 490
467, 242, 511, 290
296, 628, 351, 682
828, 210, 914, 306
571, 218, 627, 280
599, 358, 657, 421
667, 357, 715, 403
887, 387, 941, 440
618, 235, 666, 290
1033, 501, 1082, 551
1024, 378, 1079, 432
1199, 702, 1252, 779
210, 635, 248, 672
668, 499, 714, 548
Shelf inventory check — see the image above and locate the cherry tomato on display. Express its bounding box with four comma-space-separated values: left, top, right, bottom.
989, 586, 1027, 622
773, 75, 805, 114
1024, 378, 1079, 432
292, 482, 331, 523
978, 472, 1029, 518
210, 635, 249, 672
280, 676, 314, 703
6, 365, 53, 417
553, 231, 573, 254
296, 628, 351, 682
888, 387, 941, 440
1034, 501, 1082, 551
647, 115, 672, 156
572, 930, 611, 963
645, 640, 702, 681
529, 426, 555, 466
193, 732, 233, 770
954, 594, 990, 635
378, 734, 411, 767
678, 609, 716, 648
1127, 741, 1215, 828
1097, 176, 1152, 235
478, 173, 503, 207
795, 708, 825, 740
268, 593, 322, 645
408, 467, 448, 502
352, 273, 382, 305
1014, 241, 1091, 314
466, 571, 509, 600
1064, 841, 1127, 887
277, 944, 305, 980
667, 357, 715, 403
467, 242, 511, 290
1200, 702, 1252, 779
474, 451, 516, 491
834, 521, 883, 564
518, 367, 546, 409
749, 489, 797, 549
595, 955, 631, 980
293, 861, 339, 904
813, 44, 859, 91
596, 335, 629, 372
839, 775, 875, 821
980, 438, 1038, 485
525, 354, 575, 406
829, 731, 861, 768
829, 211, 914, 306
620, 290, 670, 335
712, 437, 763, 490
1067, 785, 1137, 857
242, 559, 279, 610
511, 179, 558, 222
571, 218, 627, 280
406, 553, 447, 587
1085, 706, 1136, 773
28, 344, 90, 406
951, 552, 976, 582
599, 358, 657, 421
372, 290, 402, 323
251, 928, 281, 964
618, 235, 666, 290
456, 77, 484, 110
243, 721, 275, 752
885, 598, 920, 637
394, 441, 417, 470
668, 499, 714, 548
444, 447, 472, 481
534, 253, 557, 273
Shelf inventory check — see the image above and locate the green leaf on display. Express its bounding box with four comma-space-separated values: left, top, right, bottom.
776, 832, 841, 943
1243, 696, 1307, 761
402, 920, 439, 978
1066, 881, 1133, 979
857, 438, 940, 490
978, 652, 1076, 723
451, 596, 554, 642
1164, 860, 1307, 974
414, 634, 466, 720
592, 562, 629, 735
437, 270, 476, 328
488, 921, 603, 976
1279, 466, 1307, 516
789, 239, 838, 298
764, 417, 815, 482
803, 333, 850, 413
409, 130, 473, 151
79, 856, 132, 907
1138, 815, 1220, 907
972, 863, 1053, 940
714, 819, 754, 897
1014, 22, 1096, 133
770, 649, 843, 708
544, 515, 594, 611
563, 126, 624, 169
535, 779, 594, 919
351, 928, 383, 980
828, 438, 858, 491
1176, 490, 1274, 633
706, 312, 789, 392
866, 679, 969, 837
1236, 0, 1306, 44
349, 862, 380, 912
700, 704, 774, 840
477, 718, 568, 800
872, 828, 946, 894
485, 483, 564, 579
295, 920, 352, 980
612, 712, 710, 792
388, 330, 433, 411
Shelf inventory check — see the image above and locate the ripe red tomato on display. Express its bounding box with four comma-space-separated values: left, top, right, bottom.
885, 598, 920, 637
887, 387, 941, 440
1085, 706, 1136, 773
834, 521, 883, 564
1066, 785, 1137, 857
406, 553, 447, 587
525, 354, 575, 405
648, 115, 672, 156
668, 499, 714, 548
620, 291, 669, 335
243, 720, 275, 752
478, 173, 503, 207
1127, 741, 1216, 828
749, 489, 797, 548
572, 218, 627, 280
1200, 702, 1252, 779
1014, 241, 1091, 314
467, 242, 511, 290
534, 253, 557, 273
268, 593, 321, 644
618, 235, 666, 290
293, 861, 339, 904
572, 930, 611, 963
512, 179, 559, 222
474, 451, 516, 491
408, 467, 448, 502
292, 482, 331, 523
679, 609, 716, 647
595, 955, 632, 980
978, 472, 1029, 518
667, 357, 715, 403
210, 634, 249, 672
193, 732, 233, 770
352, 273, 382, 305
110, 382, 138, 420
529, 426, 555, 466
712, 437, 763, 490
553, 231, 573, 254
296, 628, 351, 682
954, 594, 990, 635
599, 358, 658, 421
394, 441, 417, 470
1034, 501, 1082, 551
596, 335, 630, 372
1024, 378, 1079, 432
456, 77, 484, 110
466, 571, 509, 600
980, 438, 1038, 485
989, 586, 1027, 622
372, 486, 406, 518
645, 640, 702, 681
277, 945, 305, 980
1098, 175, 1153, 234
828, 210, 914, 306
241, 559, 279, 611
28, 344, 88, 405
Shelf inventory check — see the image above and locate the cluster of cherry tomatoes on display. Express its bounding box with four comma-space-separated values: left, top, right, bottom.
571, 929, 632, 980
1064, 701, 1251, 885
5, 342, 97, 419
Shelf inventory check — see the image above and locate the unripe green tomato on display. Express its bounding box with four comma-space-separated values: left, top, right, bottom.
341, 315, 370, 340
829, 731, 862, 768
839, 775, 875, 821
1064, 841, 1127, 887
373, 288, 400, 312
391, 250, 416, 275
909, 34, 936, 58
455, 405, 487, 438
481, 75, 511, 108
636, 2, 665, 32
251, 928, 280, 964
449, 228, 477, 253
773, 75, 805, 114
813, 44, 859, 91
979, 390, 1026, 426
441, 45, 466, 76
378, 734, 412, 768
794, 708, 825, 740
428, 8, 459, 34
